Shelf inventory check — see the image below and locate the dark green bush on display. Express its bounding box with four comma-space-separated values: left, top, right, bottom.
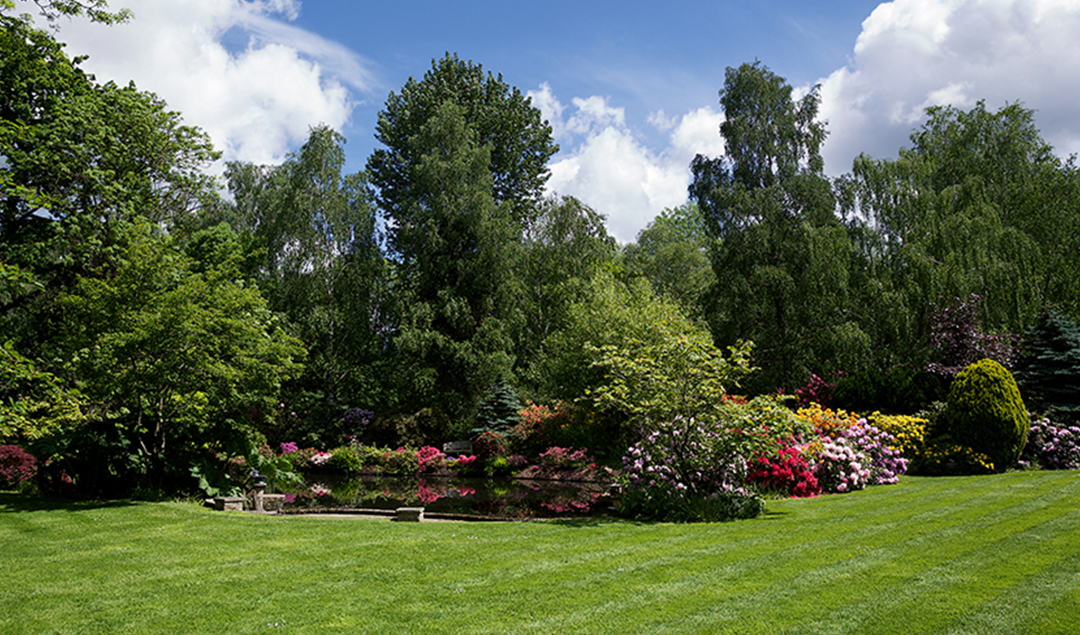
832, 367, 946, 414
942, 358, 1028, 472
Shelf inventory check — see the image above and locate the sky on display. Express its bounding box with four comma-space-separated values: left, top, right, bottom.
17, 0, 1080, 242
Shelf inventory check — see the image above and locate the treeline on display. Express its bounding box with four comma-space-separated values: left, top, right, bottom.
3, 5, 1079, 495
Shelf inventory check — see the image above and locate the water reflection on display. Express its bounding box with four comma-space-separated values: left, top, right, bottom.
281, 473, 613, 519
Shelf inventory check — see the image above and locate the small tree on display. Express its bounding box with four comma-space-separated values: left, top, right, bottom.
1014, 309, 1080, 421
925, 294, 1019, 380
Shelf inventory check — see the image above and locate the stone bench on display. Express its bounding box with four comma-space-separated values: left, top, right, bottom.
394, 507, 424, 522
442, 440, 473, 456
213, 496, 245, 511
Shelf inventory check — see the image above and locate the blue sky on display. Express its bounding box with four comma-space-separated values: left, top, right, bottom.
23, 0, 1080, 241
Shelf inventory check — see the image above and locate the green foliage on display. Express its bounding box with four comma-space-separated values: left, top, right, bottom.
832, 366, 947, 415
0, 340, 85, 443
1014, 309, 1080, 421
537, 273, 708, 404
942, 358, 1029, 472
691, 61, 864, 393
837, 101, 1080, 371
368, 52, 557, 226
516, 195, 617, 386
589, 336, 756, 436
0, 0, 131, 25
224, 126, 389, 428
385, 101, 518, 429
623, 203, 715, 320
46, 222, 304, 492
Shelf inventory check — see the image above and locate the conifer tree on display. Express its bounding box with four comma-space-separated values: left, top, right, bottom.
1015, 309, 1080, 421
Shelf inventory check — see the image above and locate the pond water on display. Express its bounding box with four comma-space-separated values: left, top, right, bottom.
279, 473, 615, 519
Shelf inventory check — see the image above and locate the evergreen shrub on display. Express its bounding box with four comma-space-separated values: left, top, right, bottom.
942, 358, 1028, 472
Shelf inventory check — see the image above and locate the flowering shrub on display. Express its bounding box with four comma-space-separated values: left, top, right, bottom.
912, 440, 995, 475
446, 454, 477, 472
0, 445, 37, 489
840, 420, 909, 485
1018, 418, 1080, 470
341, 408, 374, 440
865, 413, 927, 459
619, 417, 764, 523
747, 444, 820, 498
538, 446, 592, 470
279, 441, 299, 455
813, 438, 871, 493
416, 446, 445, 472
794, 373, 835, 408
473, 430, 508, 460
795, 403, 861, 439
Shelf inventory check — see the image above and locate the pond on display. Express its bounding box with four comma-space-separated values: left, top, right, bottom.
278, 473, 616, 520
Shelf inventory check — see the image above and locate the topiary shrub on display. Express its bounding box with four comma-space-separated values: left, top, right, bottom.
941, 358, 1028, 472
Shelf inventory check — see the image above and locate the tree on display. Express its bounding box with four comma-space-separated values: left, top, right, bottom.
623, 203, 715, 320
836, 101, 1080, 368
1014, 309, 1080, 421
224, 126, 389, 430
1, 13, 218, 289
367, 52, 558, 227
0, 0, 130, 25
690, 61, 862, 392
516, 194, 617, 387
48, 222, 304, 493
387, 101, 520, 432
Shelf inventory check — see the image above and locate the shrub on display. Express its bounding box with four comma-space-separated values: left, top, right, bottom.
840, 420, 908, 485
793, 373, 835, 408
942, 358, 1028, 472
473, 430, 508, 460
328, 446, 364, 473
619, 417, 764, 522
912, 439, 995, 475
812, 438, 871, 493
794, 403, 860, 440
747, 443, 820, 498
1019, 418, 1080, 470
416, 446, 445, 472
538, 446, 592, 470
0, 444, 37, 489
865, 413, 927, 459
381, 447, 420, 474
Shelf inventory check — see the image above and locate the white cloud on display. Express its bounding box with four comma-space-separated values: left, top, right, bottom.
818, 0, 1080, 174
17, 0, 373, 166
529, 85, 725, 243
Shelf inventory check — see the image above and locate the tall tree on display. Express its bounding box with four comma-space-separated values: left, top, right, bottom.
368, 54, 557, 431
225, 126, 387, 432
836, 101, 1080, 368
690, 61, 861, 391
387, 101, 520, 431
516, 194, 616, 388
367, 52, 558, 227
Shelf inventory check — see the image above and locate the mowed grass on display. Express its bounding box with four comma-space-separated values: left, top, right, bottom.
3, 472, 1080, 634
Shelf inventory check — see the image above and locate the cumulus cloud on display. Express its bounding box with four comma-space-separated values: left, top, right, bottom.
529, 85, 724, 243
818, 0, 1080, 174
17, 0, 373, 166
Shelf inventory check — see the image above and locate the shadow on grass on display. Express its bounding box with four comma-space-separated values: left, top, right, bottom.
0, 492, 138, 513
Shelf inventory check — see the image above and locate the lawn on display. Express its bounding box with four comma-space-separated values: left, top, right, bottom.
3, 471, 1079, 634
